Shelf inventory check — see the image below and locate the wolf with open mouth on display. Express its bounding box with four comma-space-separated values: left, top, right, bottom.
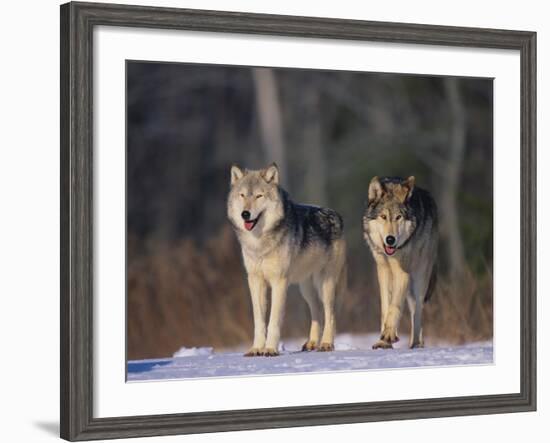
227, 163, 347, 357
363, 176, 438, 350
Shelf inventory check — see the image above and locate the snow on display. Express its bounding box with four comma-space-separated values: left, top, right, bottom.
172, 346, 213, 358
127, 334, 493, 382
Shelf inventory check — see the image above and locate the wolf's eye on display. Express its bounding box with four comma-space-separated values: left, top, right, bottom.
380, 214, 387, 220
240, 193, 245, 198
256, 194, 263, 199
396, 215, 402, 221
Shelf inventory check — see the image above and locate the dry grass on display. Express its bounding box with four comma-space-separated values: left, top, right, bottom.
127, 226, 493, 360
127, 227, 250, 360
423, 267, 493, 344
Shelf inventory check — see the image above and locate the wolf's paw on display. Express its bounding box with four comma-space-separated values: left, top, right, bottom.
380, 328, 400, 344
317, 343, 335, 352
409, 342, 424, 349
262, 348, 279, 357
372, 339, 393, 350
244, 348, 264, 357
301, 341, 317, 351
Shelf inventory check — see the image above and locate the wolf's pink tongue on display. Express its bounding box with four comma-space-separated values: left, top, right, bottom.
244, 221, 254, 231
384, 245, 396, 255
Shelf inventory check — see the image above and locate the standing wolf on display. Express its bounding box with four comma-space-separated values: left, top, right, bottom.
363, 176, 438, 349
227, 163, 346, 357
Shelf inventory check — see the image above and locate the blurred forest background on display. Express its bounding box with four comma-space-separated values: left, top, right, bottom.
127, 61, 493, 360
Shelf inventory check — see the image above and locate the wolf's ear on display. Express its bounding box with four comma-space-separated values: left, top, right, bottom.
230, 165, 244, 185
402, 176, 415, 201
368, 176, 383, 203
262, 163, 279, 185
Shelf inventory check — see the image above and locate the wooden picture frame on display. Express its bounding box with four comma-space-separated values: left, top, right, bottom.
60, 1, 536, 440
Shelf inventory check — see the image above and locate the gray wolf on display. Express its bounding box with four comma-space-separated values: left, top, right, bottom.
363, 176, 438, 349
227, 163, 347, 356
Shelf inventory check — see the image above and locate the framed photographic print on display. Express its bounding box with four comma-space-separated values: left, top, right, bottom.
60, 1, 536, 440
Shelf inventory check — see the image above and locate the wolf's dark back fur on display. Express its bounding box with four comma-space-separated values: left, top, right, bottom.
399, 179, 437, 302
406, 187, 437, 227
405, 185, 438, 303
277, 188, 344, 250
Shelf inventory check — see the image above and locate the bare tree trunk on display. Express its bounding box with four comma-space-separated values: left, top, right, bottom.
441, 77, 466, 276
252, 68, 287, 186
301, 86, 327, 205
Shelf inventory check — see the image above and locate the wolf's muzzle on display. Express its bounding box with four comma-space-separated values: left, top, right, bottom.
384, 235, 397, 256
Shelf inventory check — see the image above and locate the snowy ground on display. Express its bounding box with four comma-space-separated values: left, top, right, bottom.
127, 334, 493, 381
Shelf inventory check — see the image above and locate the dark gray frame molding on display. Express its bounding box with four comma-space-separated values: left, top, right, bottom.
60, 2, 536, 440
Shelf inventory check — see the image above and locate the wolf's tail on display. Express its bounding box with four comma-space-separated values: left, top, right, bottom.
424, 264, 438, 303
336, 261, 348, 301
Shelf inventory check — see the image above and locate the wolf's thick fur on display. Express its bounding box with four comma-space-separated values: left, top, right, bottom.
363, 176, 438, 349
228, 164, 347, 356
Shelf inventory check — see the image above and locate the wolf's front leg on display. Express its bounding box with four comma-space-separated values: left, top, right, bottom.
372, 259, 393, 349
376, 260, 391, 333
374, 263, 410, 349
244, 274, 268, 357
264, 278, 289, 356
